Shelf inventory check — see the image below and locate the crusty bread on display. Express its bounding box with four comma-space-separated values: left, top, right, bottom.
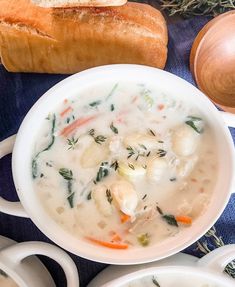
0, 0, 168, 74
31, 0, 127, 7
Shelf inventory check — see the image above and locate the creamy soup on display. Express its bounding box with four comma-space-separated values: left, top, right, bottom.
32, 82, 218, 249
0, 270, 19, 287
121, 273, 221, 287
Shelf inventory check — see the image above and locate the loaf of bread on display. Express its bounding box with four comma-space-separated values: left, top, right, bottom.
0, 0, 168, 74
31, 0, 127, 7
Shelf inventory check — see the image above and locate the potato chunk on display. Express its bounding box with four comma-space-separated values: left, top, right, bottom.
80, 142, 109, 168
172, 125, 199, 157
92, 184, 113, 217
118, 161, 146, 181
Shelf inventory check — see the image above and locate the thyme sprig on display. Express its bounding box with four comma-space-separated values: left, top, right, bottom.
160, 0, 235, 17
152, 277, 161, 287
196, 226, 235, 278
106, 189, 113, 204
110, 122, 118, 134
67, 137, 79, 150
110, 160, 119, 171
127, 145, 151, 161
88, 129, 107, 145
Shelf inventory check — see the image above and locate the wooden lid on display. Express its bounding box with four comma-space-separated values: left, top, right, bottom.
190, 11, 235, 112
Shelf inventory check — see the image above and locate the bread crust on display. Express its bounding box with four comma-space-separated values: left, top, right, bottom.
31, 0, 127, 7
0, 0, 168, 74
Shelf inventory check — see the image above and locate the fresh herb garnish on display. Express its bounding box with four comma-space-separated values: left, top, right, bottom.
87, 191, 92, 200
156, 206, 164, 215
59, 168, 73, 181
152, 277, 160, 287
96, 162, 109, 182
142, 194, 147, 200
67, 137, 79, 150
106, 83, 118, 101
88, 129, 107, 145
32, 114, 56, 179
185, 116, 204, 134
66, 117, 70, 124
110, 122, 118, 134
67, 192, 75, 208
156, 206, 178, 226
106, 189, 113, 204
157, 149, 167, 157
110, 160, 119, 171
46, 162, 53, 167
0, 270, 8, 278
110, 104, 115, 111
146, 151, 151, 157
140, 88, 154, 109
149, 129, 156, 136
127, 145, 150, 161
128, 163, 135, 170
59, 168, 75, 208
137, 233, 150, 247
89, 100, 102, 108
138, 144, 147, 150
162, 215, 178, 227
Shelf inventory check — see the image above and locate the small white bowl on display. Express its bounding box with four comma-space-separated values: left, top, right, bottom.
0, 64, 235, 264
88, 245, 235, 287
0, 235, 79, 287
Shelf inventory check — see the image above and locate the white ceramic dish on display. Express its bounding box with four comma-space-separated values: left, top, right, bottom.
0, 235, 79, 287
88, 245, 235, 287
0, 64, 235, 264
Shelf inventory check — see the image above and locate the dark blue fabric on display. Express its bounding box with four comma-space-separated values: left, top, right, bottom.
0, 15, 234, 287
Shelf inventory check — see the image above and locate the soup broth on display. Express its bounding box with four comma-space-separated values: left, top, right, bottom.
121, 273, 222, 287
0, 270, 19, 287
32, 82, 218, 249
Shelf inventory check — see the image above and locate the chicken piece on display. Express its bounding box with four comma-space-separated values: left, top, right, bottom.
118, 161, 146, 181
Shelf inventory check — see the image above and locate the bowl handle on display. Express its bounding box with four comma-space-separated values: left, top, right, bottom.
197, 244, 235, 274
0, 134, 28, 217
0, 241, 80, 286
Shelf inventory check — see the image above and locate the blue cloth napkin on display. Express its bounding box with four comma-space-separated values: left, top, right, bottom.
0, 15, 234, 287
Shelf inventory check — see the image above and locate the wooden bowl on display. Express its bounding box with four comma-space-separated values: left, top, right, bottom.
190, 11, 235, 112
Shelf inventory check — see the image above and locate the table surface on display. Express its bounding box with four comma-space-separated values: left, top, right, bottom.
0, 2, 235, 287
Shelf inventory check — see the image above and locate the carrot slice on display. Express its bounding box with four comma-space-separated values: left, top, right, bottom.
111, 233, 122, 242
60, 115, 97, 137
120, 213, 131, 224
158, 104, 164, 110
86, 237, 128, 249
60, 106, 73, 117
176, 216, 192, 225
